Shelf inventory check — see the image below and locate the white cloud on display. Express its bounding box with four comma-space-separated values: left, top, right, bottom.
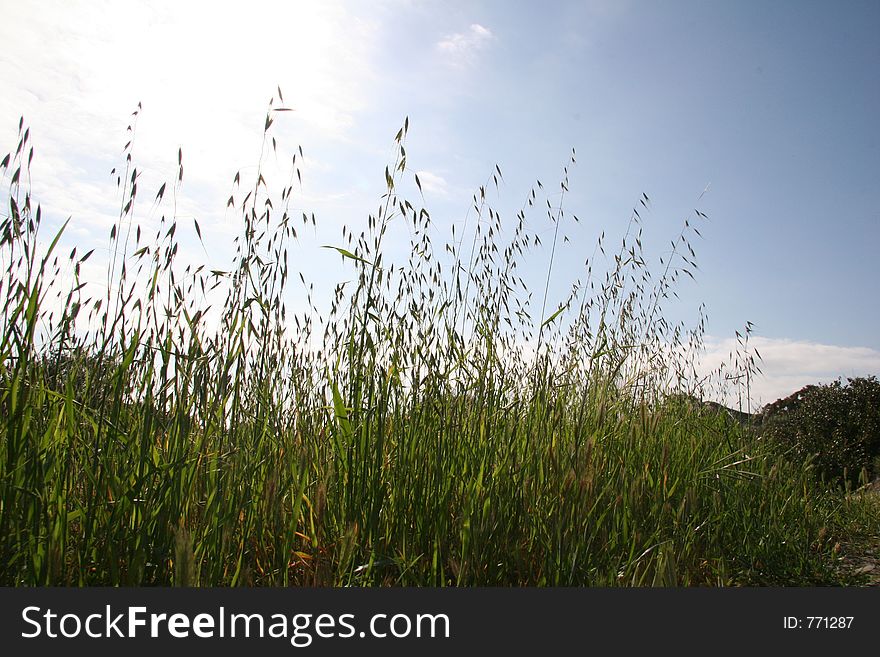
436, 23, 494, 65
697, 336, 880, 409
415, 170, 449, 196
0, 0, 379, 239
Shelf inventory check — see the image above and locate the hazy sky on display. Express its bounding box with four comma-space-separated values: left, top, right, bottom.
1, 0, 878, 405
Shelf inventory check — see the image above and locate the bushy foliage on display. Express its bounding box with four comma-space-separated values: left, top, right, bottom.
761, 377, 880, 488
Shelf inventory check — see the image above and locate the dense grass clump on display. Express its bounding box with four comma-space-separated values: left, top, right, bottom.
0, 104, 862, 586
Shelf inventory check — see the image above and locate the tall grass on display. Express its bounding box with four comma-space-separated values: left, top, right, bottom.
0, 102, 847, 586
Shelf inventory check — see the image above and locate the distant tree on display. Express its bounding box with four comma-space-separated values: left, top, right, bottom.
760, 376, 880, 488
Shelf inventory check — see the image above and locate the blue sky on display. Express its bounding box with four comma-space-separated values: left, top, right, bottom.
1, 0, 878, 405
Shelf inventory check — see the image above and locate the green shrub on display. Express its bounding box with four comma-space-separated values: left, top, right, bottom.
760, 377, 880, 489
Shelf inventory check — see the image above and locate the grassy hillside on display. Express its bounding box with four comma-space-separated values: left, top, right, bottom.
0, 107, 875, 586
